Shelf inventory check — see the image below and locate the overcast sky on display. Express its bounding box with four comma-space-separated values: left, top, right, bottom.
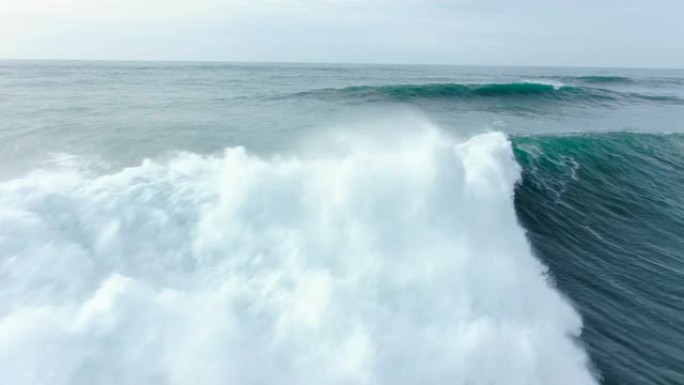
1, 0, 683, 68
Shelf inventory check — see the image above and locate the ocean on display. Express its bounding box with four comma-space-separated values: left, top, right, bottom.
0, 61, 683, 385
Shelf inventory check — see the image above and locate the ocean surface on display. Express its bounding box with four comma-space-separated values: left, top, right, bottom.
0, 61, 683, 385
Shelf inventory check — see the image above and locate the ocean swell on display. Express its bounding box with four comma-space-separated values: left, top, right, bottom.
290, 82, 683, 106
0, 123, 596, 385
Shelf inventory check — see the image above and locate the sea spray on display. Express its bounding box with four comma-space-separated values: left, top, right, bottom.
0, 122, 596, 385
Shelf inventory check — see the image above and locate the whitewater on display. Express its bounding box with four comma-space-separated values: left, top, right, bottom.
0, 119, 596, 385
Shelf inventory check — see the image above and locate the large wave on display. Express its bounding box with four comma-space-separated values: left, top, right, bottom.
511, 132, 684, 385
0, 121, 596, 385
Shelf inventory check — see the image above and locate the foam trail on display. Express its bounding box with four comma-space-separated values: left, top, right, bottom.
0, 121, 596, 385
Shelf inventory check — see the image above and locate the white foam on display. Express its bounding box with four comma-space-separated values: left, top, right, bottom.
522, 79, 566, 90
0, 120, 596, 385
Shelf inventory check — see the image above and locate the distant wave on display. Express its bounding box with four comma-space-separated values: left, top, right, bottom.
291, 82, 683, 105
297, 82, 580, 99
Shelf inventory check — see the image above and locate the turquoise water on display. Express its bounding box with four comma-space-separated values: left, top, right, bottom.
514, 133, 684, 384
0, 61, 683, 384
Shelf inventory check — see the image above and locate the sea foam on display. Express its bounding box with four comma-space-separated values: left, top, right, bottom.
0, 120, 596, 385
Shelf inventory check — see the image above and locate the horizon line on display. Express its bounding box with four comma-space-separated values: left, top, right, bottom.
1, 57, 683, 71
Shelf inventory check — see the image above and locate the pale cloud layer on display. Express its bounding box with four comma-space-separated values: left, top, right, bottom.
1, 0, 683, 67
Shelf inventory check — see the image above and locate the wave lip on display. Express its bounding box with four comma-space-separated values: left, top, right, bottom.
0, 123, 596, 384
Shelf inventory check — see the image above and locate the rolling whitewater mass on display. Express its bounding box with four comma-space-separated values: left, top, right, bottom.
0, 61, 683, 385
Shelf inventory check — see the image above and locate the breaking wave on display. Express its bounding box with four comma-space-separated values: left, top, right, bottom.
0, 121, 596, 385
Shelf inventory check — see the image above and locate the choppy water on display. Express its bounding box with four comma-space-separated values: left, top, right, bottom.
1, 61, 683, 385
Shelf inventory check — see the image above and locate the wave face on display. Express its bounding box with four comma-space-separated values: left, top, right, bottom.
0, 125, 596, 385
513, 133, 684, 385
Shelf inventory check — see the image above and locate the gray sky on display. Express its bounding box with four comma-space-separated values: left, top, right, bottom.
1, 0, 683, 68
